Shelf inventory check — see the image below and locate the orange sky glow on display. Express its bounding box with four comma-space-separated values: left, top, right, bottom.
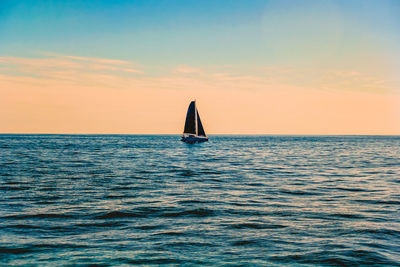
1, 55, 399, 134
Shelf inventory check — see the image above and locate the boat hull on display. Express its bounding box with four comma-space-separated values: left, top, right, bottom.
181, 136, 208, 144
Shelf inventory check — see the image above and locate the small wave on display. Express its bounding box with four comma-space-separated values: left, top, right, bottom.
360, 208, 396, 214
161, 208, 215, 218
135, 225, 164, 230
199, 170, 223, 175
335, 187, 373, 192
137, 169, 152, 174
1, 161, 18, 165
355, 199, 400, 205
159, 241, 215, 248
356, 228, 400, 237
0, 186, 31, 191
227, 209, 270, 217
39, 187, 57, 192
75, 222, 123, 228
180, 170, 196, 177
153, 231, 186, 236
232, 239, 259, 246
279, 189, 322, 195
110, 186, 133, 190
341, 249, 398, 265
3, 213, 75, 220
178, 199, 210, 204
248, 182, 266, 187
35, 201, 57, 205
105, 195, 126, 199
269, 249, 395, 265
0, 243, 89, 256
0, 247, 34, 255
30, 243, 88, 249
6, 224, 42, 229
331, 213, 366, 219
95, 211, 147, 219
228, 223, 287, 229
229, 202, 255, 207
119, 258, 183, 265
254, 168, 276, 174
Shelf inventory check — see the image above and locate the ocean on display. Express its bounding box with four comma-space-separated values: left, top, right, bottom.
0, 135, 399, 266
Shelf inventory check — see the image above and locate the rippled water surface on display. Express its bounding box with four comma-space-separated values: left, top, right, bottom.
1, 135, 399, 266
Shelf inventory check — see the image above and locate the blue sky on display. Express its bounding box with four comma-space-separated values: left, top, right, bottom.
1, 0, 399, 69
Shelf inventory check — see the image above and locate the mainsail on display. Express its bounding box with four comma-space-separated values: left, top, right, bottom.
183, 101, 196, 134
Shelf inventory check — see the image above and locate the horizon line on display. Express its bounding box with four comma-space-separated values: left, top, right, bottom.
1, 133, 400, 136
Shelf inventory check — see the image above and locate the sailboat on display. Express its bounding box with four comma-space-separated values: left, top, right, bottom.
181, 100, 208, 143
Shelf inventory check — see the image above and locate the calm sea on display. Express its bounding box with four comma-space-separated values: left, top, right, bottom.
0, 135, 399, 266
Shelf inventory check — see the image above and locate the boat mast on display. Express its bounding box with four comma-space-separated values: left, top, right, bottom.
195, 100, 198, 136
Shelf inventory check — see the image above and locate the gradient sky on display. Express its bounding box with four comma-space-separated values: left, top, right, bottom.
1, 0, 400, 134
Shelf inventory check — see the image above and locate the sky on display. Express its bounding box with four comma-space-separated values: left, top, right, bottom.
1, 0, 400, 134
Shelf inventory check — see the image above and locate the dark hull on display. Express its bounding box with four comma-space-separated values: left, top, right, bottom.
181, 136, 208, 144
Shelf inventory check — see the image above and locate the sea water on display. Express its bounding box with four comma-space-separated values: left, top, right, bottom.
0, 135, 399, 266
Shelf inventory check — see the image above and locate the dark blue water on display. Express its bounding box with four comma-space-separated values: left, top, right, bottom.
0, 135, 399, 266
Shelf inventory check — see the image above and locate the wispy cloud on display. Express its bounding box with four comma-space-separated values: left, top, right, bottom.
0, 54, 143, 81
63, 55, 130, 65
0, 54, 397, 94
